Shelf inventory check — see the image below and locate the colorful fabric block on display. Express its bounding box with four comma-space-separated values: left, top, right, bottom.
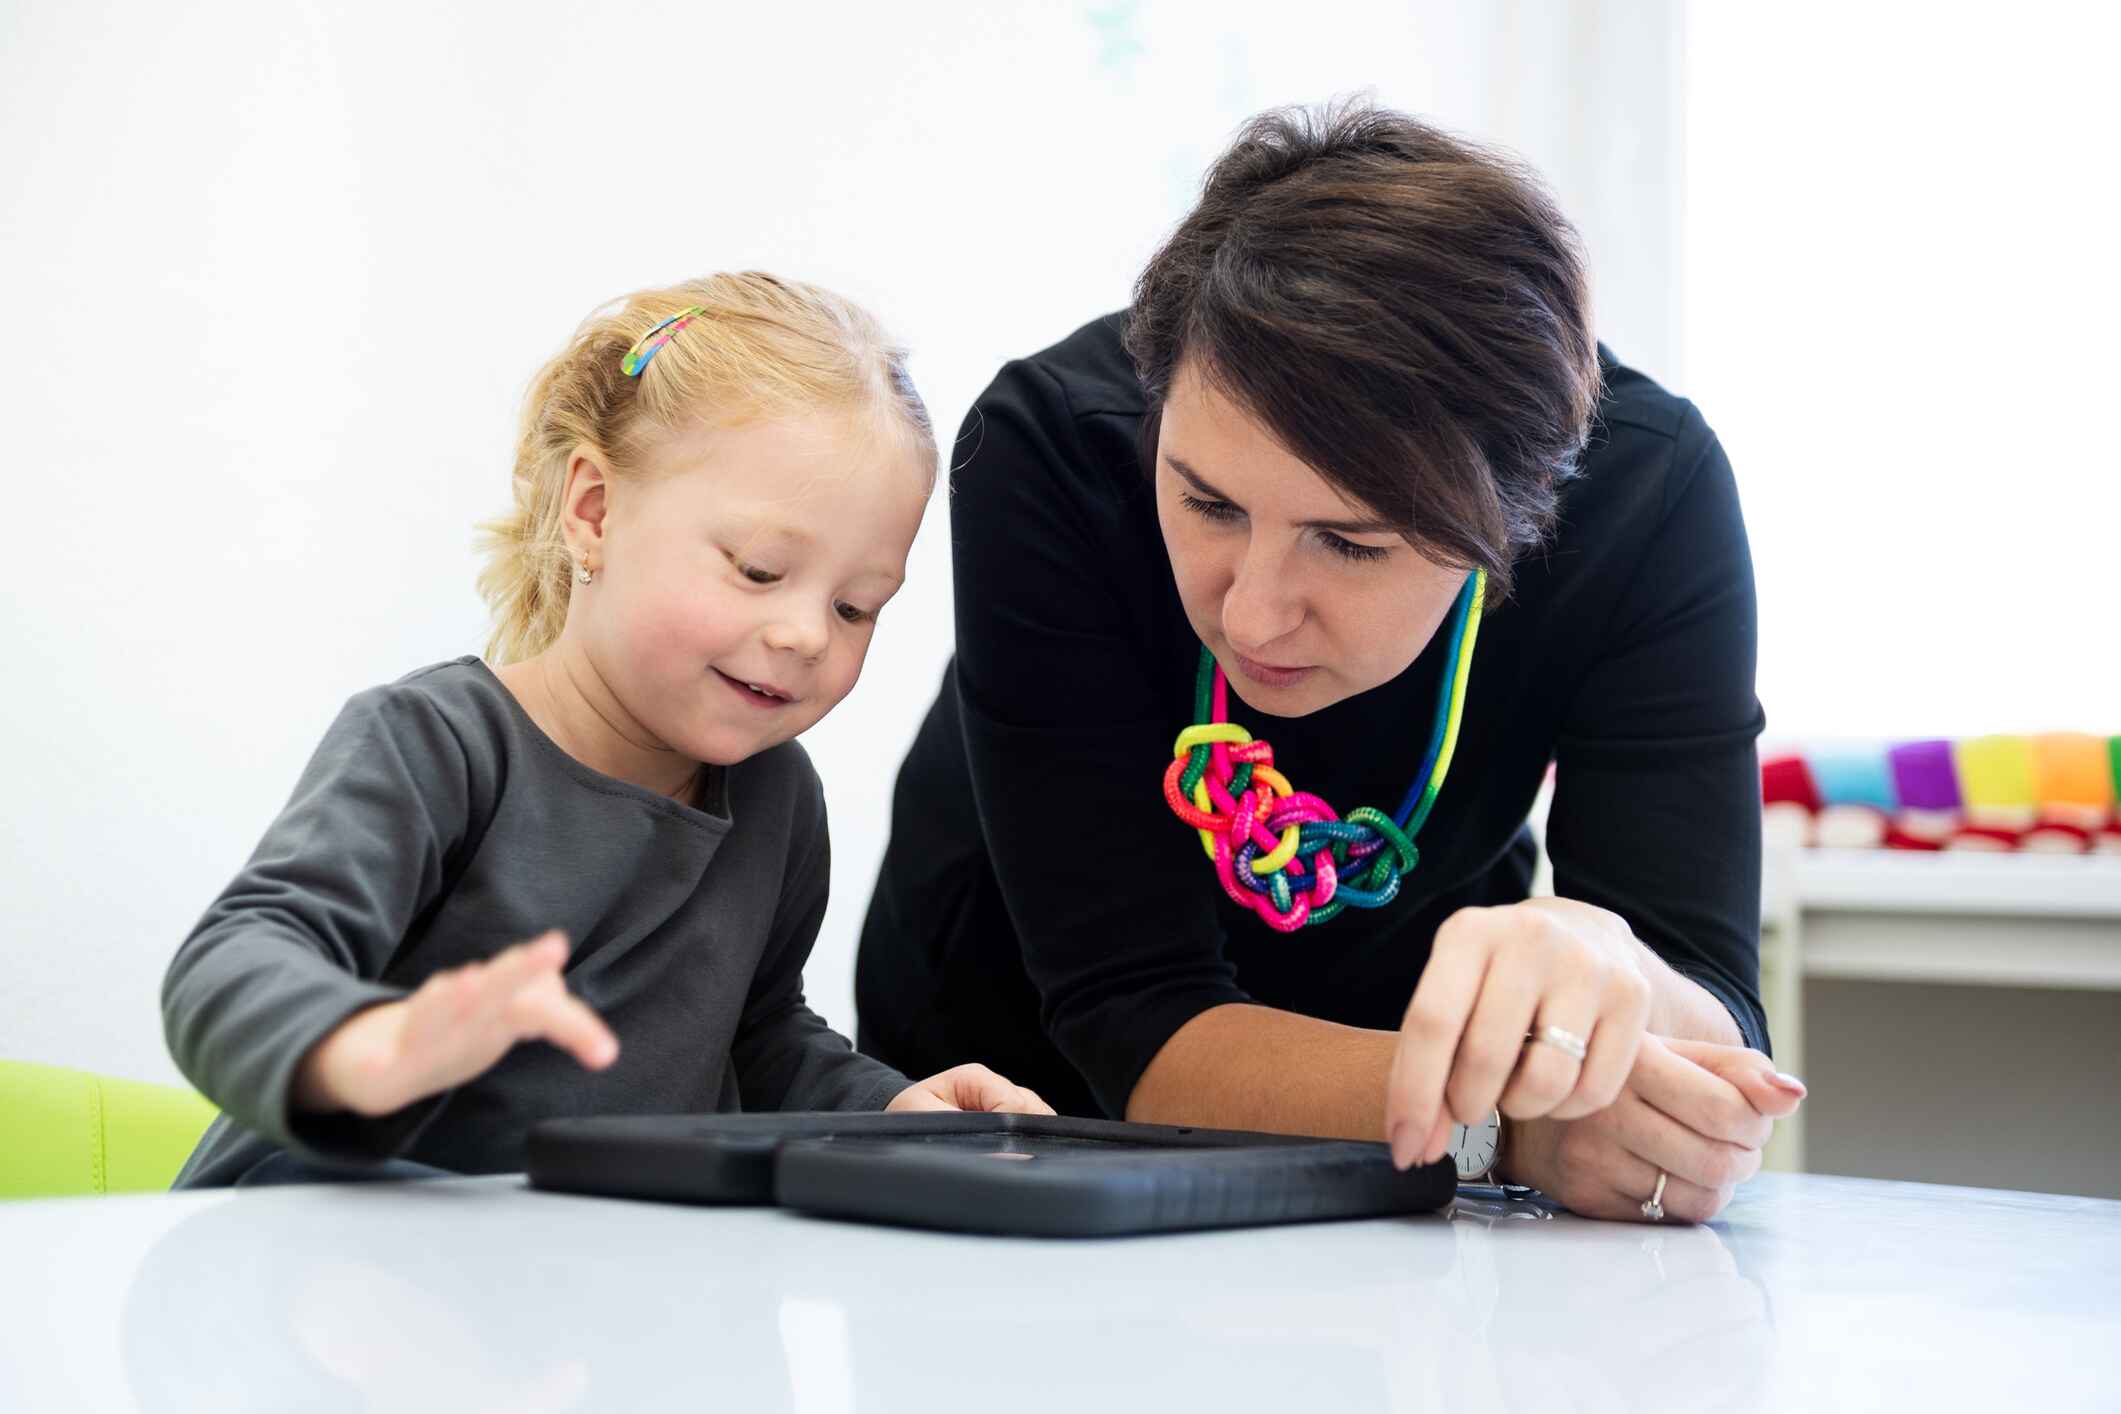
2031, 733, 2114, 809
1761, 755, 1823, 812
1811, 750, 1897, 813
1954, 735, 2037, 811
1888, 739, 1960, 812
1764, 733, 2117, 853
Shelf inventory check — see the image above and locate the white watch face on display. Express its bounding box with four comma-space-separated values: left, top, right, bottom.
1450, 1112, 1501, 1180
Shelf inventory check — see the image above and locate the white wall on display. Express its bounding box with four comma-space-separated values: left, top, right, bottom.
1684, 2, 2120, 739
0, 0, 1680, 1086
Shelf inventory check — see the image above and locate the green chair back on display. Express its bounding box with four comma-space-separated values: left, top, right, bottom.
0, 1058, 217, 1198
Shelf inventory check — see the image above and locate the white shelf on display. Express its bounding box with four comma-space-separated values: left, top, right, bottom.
1800, 912, 2121, 991
1758, 849, 2121, 1177
1792, 850, 2121, 918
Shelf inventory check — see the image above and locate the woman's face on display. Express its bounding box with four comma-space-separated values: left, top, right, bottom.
1153, 359, 1469, 718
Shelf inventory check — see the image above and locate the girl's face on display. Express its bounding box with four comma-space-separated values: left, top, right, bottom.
568, 410, 930, 766
1153, 359, 1468, 718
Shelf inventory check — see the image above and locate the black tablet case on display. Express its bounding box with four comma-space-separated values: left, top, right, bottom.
526, 1112, 1455, 1237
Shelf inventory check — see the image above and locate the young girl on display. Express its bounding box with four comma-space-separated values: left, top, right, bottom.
163, 273, 1050, 1187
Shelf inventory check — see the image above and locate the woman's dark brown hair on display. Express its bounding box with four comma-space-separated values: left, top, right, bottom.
1124, 100, 1600, 601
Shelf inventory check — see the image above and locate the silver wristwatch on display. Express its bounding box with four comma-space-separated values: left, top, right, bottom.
1447, 1109, 1504, 1183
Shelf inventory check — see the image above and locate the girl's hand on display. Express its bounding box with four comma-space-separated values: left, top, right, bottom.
1502, 1035, 1806, 1222
293, 931, 618, 1118
886, 1063, 1055, 1116
1386, 897, 1654, 1169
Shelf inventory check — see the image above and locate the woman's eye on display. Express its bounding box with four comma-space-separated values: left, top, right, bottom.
835, 601, 874, 624
1180, 492, 1241, 522
1322, 533, 1391, 564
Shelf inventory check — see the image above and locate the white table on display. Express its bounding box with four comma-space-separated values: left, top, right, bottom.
3, 1171, 2116, 1412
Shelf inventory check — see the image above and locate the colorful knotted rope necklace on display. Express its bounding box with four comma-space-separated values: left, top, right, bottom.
1162, 569, 1487, 932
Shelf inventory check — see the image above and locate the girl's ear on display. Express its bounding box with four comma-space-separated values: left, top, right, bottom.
560, 446, 611, 568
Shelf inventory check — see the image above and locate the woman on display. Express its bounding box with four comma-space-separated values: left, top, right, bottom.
857, 103, 1803, 1222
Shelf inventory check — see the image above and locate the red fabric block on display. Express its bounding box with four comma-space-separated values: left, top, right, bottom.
1761, 755, 1823, 812
1883, 823, 1946, 851
1947, 825, 2022, 852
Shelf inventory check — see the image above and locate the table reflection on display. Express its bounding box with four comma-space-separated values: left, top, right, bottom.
117, 1180, 1771, 1414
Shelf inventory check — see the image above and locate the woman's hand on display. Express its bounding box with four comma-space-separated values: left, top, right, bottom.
887, 1063, 1055, 1115
1503, 1035, 1806, 1222
1385, 898, 1654, 1170
293, 931, 618, 1118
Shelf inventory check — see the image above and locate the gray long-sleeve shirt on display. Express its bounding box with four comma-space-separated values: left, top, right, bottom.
164, 657, 908, 1186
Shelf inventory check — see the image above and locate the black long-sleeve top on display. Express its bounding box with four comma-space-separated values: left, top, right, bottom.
857, 313, 1767, 1121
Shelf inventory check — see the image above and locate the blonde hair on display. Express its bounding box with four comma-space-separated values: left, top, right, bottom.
476, 272, 937, 663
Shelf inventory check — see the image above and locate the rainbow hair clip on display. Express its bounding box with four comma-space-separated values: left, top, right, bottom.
1162, 569, 1487, 932
621, 305, 706, 377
